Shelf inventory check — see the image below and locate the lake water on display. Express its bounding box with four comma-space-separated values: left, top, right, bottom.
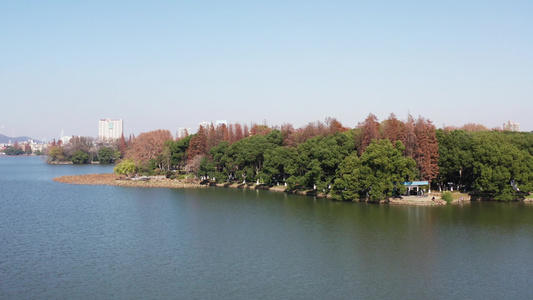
1, 156, 533, 299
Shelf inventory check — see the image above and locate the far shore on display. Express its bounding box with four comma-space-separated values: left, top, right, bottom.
54, 173, 451, 206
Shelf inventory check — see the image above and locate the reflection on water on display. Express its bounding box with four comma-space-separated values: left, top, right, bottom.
1, 156, 533, 299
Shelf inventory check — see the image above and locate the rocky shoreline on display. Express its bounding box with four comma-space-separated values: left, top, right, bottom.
389, 196, 447, 206
54, 173, 451, 205
53, 174, 205, 189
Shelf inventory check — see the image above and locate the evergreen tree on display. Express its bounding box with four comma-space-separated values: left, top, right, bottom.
332, 140, 416, 202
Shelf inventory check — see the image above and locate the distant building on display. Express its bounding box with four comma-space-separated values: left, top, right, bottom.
196, 120, 229, 132
99, 119, 123, 141
198, 121, 210, 129
215, 120, 228, 127
61, 136, 73, 144
503, 121, 520, 132
60, 129, 72, 144
29, 140, 47, 153
177, 127, 191, 139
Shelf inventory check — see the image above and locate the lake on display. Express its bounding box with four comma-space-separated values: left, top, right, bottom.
1, 156, 533, 299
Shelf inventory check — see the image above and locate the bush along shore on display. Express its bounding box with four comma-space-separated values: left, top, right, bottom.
54, 173, 450, 206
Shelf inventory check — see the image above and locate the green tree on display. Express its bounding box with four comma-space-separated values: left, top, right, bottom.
262, 146, 296, 184
210, 141, 231, 181
114, 159, 137, 177
436, 129, 474, 190
470, 132, 533, 201
98, 146, 119, 164
154, 147, 172, 171
501, 131, 533, 156
330, 152, 362, 201
48, 146, 65, 162
198, 157, 216, 179
71, 150, 89, 164
165, 135, 192, 170
286, 132, 355, 191
223, 130, 284, 182
332, 140, 416, 202
3, 146, 25, 155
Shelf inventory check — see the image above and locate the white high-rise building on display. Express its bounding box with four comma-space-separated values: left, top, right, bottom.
99, 119, 123, 141
503, 121, 520, 132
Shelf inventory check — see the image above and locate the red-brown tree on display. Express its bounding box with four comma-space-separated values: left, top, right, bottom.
381, 113, 405, 143
187, 125, 208, 160
234, 123, 244, 142
293, 121, 322, 144
128, 134, 136, 145
218, 124, 230, 142
402, 114, 417, 158
414, 116, 439, 182
326, 117, 348, 134
228, 124, 236, 144
125, 129, 174, 164
117, 133, 128, 157
281, 123, 296, 147
243, 124, 250, 138
250, 124, 272, 136
460, 123, 489, 132
206, 123, 217, 151
358, 113, 381, 154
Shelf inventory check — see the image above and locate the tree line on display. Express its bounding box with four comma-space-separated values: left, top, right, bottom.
1, 141, 36, 155
118, 113, 533, 202
45, 136, 126, 164
437, 129, 533, 201
44, 114, 532, 201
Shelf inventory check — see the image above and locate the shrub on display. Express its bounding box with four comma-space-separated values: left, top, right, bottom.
48, 146, 65, 161
442, 191, 453, 203
114, 159, 137, 176
173, 174, 186, 180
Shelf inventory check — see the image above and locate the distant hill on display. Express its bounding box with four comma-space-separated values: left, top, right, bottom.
0, 134, 41, 144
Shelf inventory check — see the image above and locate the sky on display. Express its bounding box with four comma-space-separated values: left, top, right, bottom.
1, 0, 532, 141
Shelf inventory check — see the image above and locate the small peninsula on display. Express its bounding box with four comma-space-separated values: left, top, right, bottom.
54, 173, 449, 206
54, 173, 204, 189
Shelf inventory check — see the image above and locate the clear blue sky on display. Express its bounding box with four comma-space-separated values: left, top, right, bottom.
1, 0, 532, 140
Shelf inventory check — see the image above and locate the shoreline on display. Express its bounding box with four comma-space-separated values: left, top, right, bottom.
54, 173, 450, 206
53, 173, 206, 189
